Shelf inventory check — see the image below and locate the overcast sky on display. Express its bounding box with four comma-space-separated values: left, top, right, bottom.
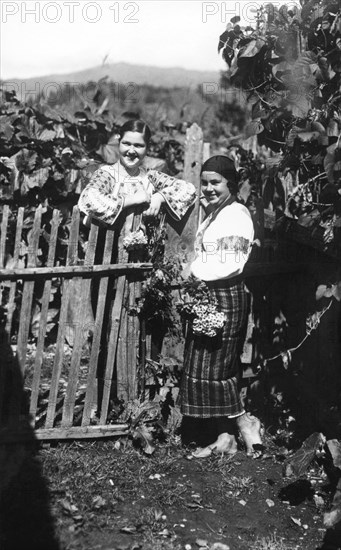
1, 0, 291, 79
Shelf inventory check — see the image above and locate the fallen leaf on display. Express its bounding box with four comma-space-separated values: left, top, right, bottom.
326, 439, 341, 469
314, 495, 325, 508
92, 495, 106, 509
185, 501, 204, 509
120, 526, 137, 534
60, 499, 78, 514
195, 538, 209, 548
291, 516, 302, 527
324, 509, 341, 528
158, 528, 170, 537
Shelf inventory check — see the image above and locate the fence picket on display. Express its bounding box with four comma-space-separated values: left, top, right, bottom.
162, 124, 203, 363
5, 207, 24, 336
0, 204, 9, 271
126, 215, 142, 399
115, 279, 129, 405
100, 275, 126, 423
29, 209, 60, 426
126, 276, 139, 400
16, 206, 42, 373
45, 207, 79, 428
82, 227, 114, 426
164, 123, 202, 265
61, 222, 98, 427
100, 212, 134, 422
8, 207, 42, 423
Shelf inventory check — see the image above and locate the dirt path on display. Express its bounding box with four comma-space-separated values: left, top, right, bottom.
1, 437, 340, 550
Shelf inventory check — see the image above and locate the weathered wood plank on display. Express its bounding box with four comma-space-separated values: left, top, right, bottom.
61, 222, 98, 427
162, 125, 203, 363
5, 207, 24, 336
164, 123, 202, 267
127, 277, 139, 400
29, 210, 60, 425
202, 142, 210, 163
113, 211, 136, 408
0, 423, 129, 443
82, 228, 115, 426
16, 206, 42, 374
0, 204, 9, 268
100, 211, 137, 420
0, 262, 153, 279
45, 207, 79, 428
126, 214, 141, 400
9, 207, 42, 423
199, 142, 210, 224
100, 275, 126, 423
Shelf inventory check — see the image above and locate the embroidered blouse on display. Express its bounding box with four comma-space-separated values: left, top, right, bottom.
78, 161, 196, 226
190, 201, 254, 281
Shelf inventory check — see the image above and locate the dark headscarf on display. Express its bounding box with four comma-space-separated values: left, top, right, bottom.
200, 155, 239, 219
201, 155, 238, 194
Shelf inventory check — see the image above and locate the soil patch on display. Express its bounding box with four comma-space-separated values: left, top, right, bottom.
1, 436, 340, 550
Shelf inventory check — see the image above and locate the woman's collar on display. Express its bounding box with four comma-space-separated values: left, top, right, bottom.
117, 159, 146, 178
204, 194, 236, 222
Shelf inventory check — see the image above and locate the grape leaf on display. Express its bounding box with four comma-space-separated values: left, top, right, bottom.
131, 425, 155, 455
244, 120, 264, 138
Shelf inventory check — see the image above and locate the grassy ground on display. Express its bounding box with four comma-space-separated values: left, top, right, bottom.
1, 430, 340, 550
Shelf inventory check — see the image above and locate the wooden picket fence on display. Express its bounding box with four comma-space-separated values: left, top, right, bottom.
0, 123, 204, 442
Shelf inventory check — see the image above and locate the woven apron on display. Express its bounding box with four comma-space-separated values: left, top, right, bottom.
179, 279, 247, 418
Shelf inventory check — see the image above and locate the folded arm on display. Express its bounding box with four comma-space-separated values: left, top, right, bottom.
147, 170, 196, 220
78, 168, 150, 226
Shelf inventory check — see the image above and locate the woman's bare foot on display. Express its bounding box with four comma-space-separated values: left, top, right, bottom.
187, 433, 237, 459
236, 412, 264, 459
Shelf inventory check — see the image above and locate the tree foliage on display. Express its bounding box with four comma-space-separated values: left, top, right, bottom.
219, 0, 341, 249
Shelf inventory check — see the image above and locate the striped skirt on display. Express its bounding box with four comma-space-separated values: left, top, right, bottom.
179, 281, 247, 418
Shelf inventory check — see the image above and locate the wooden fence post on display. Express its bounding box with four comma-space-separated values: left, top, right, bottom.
161, 124, 204, 364
164, 123, 203, 268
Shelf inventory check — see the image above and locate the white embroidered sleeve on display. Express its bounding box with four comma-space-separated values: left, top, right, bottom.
147, 170, 196, 220
78, 168, 123, 226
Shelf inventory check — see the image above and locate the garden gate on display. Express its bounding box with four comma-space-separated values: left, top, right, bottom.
0, 124, 203, 442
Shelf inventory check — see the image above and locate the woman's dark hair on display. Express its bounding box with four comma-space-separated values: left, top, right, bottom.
118, 120, 152, 146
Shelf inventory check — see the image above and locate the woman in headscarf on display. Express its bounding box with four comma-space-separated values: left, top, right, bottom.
179, 155, 263, 459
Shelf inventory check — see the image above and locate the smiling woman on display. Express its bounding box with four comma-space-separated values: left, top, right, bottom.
78, 119, 196, 226
179, 155, 264, 460
78, 118, 196, 411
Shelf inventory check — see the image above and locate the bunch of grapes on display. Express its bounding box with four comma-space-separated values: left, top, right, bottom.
123, 229, 148, 251
178, 298, 226, 337
191, 302, 226, 337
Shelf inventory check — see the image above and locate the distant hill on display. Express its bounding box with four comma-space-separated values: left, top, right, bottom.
4, 62, 220, 92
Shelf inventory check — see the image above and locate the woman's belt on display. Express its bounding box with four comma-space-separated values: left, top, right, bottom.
206, 275, 243, 289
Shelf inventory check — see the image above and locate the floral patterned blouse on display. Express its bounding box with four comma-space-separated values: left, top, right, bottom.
78, 161, 196, 226
190, 201, 254, 282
